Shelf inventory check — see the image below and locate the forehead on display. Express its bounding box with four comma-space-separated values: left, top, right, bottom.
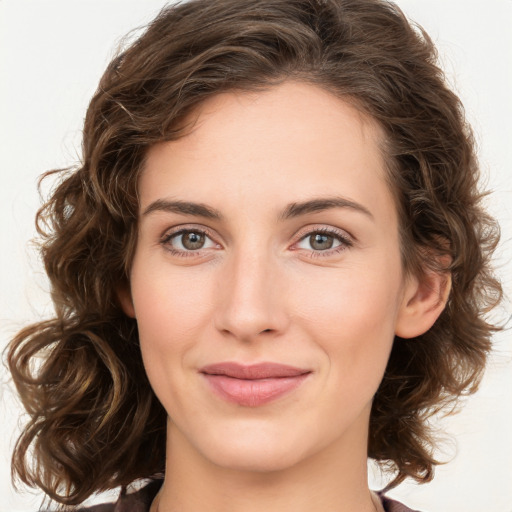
175, 82, 385, 162
140, 81, 394, 221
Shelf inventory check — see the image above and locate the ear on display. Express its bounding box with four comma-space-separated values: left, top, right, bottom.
395, 267, 451, 339
117, 283, 136, 318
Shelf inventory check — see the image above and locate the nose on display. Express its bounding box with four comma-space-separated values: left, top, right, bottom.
214, 248, 289, 342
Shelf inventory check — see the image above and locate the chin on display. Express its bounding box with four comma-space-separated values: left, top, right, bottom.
210, 446, 306, 474
196, 424, 315, 473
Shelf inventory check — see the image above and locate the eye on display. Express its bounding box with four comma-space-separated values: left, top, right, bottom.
300, 232, 339, 251
161, 228, 218, 255
294, 228, 353, 255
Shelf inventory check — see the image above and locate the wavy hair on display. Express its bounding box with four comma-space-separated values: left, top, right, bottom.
8, 0, 502, 506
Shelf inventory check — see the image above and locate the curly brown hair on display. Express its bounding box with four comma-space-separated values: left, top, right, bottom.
8, 0, 502, 506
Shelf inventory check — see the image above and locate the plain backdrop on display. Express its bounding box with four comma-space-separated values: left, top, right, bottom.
1, 1, 511, 511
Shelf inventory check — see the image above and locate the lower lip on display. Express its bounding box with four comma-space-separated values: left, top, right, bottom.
202, 373, 310, 407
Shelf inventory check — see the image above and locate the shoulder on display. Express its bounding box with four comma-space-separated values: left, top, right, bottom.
47, 483, 420, 512
75, 480, 163, 512
380, 493, 424, 512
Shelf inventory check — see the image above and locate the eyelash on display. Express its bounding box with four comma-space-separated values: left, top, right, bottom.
160, 226, 353, 258
160, 226, 219, 258
293, 227, 353, 258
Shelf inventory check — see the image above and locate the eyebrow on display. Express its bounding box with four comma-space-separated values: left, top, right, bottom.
279, 196, 374, 221
143, 199, 223, 220
142, 196, 373, 221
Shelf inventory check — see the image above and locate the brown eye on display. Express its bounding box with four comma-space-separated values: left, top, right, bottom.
309, 233, 334, 251
181, 231, 206, 250
162, 228, 217, 254
295, 228, 352, 255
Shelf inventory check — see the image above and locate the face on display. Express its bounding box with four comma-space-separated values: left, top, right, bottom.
123, 82, 420, 473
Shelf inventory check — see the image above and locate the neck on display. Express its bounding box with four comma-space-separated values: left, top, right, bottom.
156, 414, 377, 512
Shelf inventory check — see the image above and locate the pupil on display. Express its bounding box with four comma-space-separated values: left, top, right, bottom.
182, 232, 205, 250
311, 233, 333, 250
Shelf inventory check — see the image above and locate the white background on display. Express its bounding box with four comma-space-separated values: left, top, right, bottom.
1, 1, 511, 511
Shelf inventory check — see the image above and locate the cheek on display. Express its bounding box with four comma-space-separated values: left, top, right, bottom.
131, 255, 216, 333
295, 259, 402, 332
291, 257, 403, 383
129, 262, 216, 395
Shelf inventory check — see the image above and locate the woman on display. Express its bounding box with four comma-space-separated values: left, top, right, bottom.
7, 0, 503, 511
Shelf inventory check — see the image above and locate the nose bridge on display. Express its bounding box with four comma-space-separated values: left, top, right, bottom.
215, 242, 286, 340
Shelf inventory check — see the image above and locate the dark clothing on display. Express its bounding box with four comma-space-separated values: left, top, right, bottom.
380, 493, 422, 512
76, 480, 162, 512
75, 480, 421, 512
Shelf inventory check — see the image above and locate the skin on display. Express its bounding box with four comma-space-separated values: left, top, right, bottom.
120, 81, 449, 512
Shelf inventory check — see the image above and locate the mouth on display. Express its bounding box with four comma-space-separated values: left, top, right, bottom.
199, 362, 312, 407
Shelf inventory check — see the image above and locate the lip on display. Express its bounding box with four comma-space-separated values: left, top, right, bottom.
200, 362, 312, 407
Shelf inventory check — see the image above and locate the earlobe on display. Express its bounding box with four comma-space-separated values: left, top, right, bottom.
395, 269, 451, 339
117, 284, 136, 318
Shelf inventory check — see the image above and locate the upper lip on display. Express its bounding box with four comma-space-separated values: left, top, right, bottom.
199, 362, 311, 380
